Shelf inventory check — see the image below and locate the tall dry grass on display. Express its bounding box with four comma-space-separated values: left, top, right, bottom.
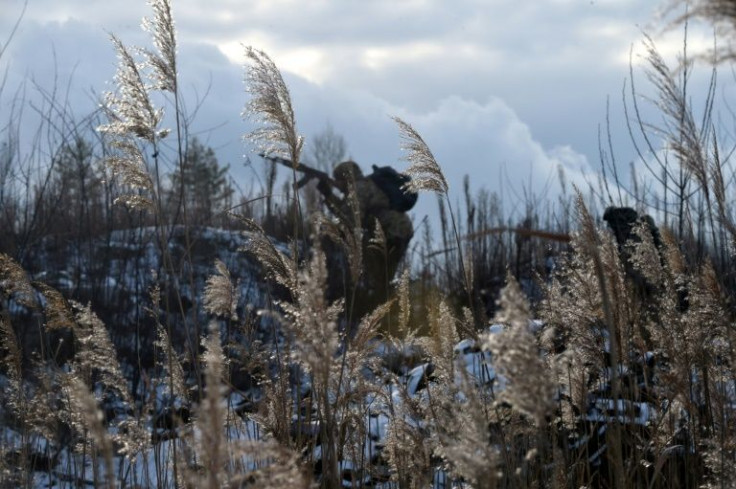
1, 1, 736, 489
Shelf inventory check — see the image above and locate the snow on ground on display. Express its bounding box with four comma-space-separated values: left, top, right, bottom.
5, 228, 735, 487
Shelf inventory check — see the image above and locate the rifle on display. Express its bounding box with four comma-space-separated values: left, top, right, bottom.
259, 153, 338, 190
260, 152, 356, 223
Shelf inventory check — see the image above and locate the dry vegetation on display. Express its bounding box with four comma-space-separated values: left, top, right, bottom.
1, 0, 736, 488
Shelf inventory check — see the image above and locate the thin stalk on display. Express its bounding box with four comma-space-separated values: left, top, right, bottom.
446, 196, 476, 325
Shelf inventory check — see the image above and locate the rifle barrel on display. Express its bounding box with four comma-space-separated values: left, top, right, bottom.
259, 152, 338, 188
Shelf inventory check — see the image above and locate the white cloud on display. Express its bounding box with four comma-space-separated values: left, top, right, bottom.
391, 96, 594, 198
2, 0, 729, 225
281, 80, 594, 220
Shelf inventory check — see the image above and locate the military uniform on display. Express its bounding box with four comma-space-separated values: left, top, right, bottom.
319, 161, 415, 318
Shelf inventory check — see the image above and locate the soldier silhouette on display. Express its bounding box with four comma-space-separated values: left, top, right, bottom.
260, 154, 416, 319
316, 161, 416, 319
318, 161, 417, 306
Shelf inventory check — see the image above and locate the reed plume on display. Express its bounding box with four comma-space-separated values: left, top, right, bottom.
393, 116, 448, 195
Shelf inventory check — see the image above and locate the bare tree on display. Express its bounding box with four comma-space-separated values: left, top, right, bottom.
309, 124, 347, 172
302, 124, 348, 215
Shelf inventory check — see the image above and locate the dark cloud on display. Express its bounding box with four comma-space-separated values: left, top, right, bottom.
1, 0, 728, 226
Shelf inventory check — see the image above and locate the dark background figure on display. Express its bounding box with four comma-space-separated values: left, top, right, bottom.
603, 207, 662, 252
603, 206, 663, 294
603, 206, 687, 313
316, 161, 417, 320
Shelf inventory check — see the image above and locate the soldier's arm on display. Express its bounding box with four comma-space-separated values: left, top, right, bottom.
316, 179, 347, 219
260, 152, 350, 219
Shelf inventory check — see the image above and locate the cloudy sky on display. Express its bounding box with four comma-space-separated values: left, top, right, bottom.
0, 0, 728, 225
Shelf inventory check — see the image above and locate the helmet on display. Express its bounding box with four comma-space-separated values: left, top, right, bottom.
333, 161, 362, 192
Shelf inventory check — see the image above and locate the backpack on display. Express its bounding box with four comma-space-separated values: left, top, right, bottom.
368, 165, 418, 212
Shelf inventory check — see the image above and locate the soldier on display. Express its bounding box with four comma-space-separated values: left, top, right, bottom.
259, 154, 417, 318
603, 206, 688, 312
317, 161, 416, 317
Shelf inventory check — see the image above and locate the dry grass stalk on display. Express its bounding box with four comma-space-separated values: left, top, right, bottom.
243, 47, 303, 163
71, 302, 130, 400
99, 36, 164, 143
397, 267, 412, 339
485, 273, 554, 426
235, 440, 313, 488
61, 374, 115, 489
642, 34, 708, 188
203, 259, 240, 321
313, 210, 362, 287
0, 253, 38, 308
103, 138, 155, 210
428, 299, 459, 379
368, 218, 387, 256
664, 0, 736, 63
278, 243, 342, 377
435, 384, 501, 489
194, 321, 228, 488
154, 322, 189, 401
34, 282, 74, 330
141, 0, 177, 93
0, 313, 22, 408
237, 215, 296, 292
384, 392, 433, 489
393, 116, 448, 195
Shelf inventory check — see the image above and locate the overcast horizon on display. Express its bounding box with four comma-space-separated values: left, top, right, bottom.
2, 0, 732, 226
